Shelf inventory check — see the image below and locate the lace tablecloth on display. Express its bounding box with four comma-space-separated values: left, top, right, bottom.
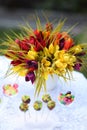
0, 56, 87, 130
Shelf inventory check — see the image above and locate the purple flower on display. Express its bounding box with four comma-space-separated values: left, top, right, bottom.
26, 60, 38, 70
74, 63, 82, 71
75, 52, 86, 56
25, 72, 35, 84
59, 38, 65, 50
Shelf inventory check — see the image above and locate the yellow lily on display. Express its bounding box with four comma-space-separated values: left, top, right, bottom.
12, 65, 28, 76
49, 43, 54, 54
41, 58, 51, 67
27, 50, 37, 60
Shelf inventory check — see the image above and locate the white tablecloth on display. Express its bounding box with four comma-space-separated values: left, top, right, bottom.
0, 56, 87, 130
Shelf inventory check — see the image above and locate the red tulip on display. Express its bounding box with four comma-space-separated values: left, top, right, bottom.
15, 39, 30, 51
11, 60, 22, 66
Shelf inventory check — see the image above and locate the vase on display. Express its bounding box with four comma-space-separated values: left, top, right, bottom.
45, 74, 58, 91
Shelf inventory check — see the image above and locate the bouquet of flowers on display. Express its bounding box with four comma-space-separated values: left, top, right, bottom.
0, 18, 87, 95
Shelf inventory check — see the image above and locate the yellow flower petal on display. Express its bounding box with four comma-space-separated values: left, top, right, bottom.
48, 67, 54, 74
12, 66, 28, 76
18, 69, 28, 76
55, 60, 67, 69
63, 54, 70, 62
45, 61, 51, 67
41, 58, 51, 67
27, 51, 37, 60
69, 56, 76, 63
74, 45, 82, 54
49, 43, 54, 54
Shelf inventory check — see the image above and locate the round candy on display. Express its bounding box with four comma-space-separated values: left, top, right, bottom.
42, 94, 51, 103
22, 95, 31, 104
3, 84, 18, 96
19, 103, 29, 112
33, 101, 42, 111
47, 100, 56, 110
13, 83, 18, 89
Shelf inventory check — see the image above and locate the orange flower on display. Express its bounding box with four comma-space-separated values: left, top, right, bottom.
53, 33, 62, 46
63, 38, 73, 50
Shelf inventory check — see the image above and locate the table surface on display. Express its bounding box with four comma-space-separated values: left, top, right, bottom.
0, 56, 87, 130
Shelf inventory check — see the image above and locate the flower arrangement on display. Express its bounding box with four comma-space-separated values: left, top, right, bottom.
0, 18, 87, 95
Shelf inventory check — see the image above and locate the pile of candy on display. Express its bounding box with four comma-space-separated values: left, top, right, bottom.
58, 91, 75, 105
3, 84, 18, 96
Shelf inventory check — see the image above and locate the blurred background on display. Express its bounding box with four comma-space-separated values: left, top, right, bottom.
0, 0, 87, 41
0, 0, 87, 12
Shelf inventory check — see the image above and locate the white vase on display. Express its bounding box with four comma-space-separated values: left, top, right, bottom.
45, 74, 58, 91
